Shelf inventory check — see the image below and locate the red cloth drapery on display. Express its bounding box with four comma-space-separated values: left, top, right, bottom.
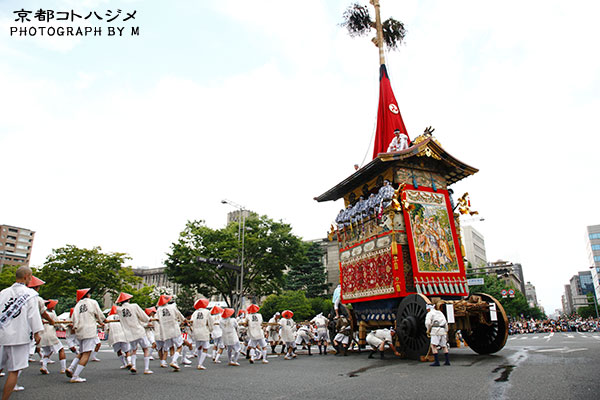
372, 64, 409, 159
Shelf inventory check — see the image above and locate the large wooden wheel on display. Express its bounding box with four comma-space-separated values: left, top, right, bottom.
396, 294, 431, 359
463, 293, 509, 355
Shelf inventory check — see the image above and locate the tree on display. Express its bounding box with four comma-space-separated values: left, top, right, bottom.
37, 245, 140, 302
175, 285, 196, 316
0, 265, 18, 291
285, 241, 327, 298
577, 294, 599, 319
165, 216, 306, 307
260, 291, 314, 322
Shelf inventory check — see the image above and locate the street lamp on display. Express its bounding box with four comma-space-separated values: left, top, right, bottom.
222, 199, 246, 311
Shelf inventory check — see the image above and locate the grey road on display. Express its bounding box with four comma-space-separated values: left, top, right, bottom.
5, 332, 600, 400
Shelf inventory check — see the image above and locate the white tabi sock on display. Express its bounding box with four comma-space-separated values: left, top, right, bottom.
212, 349, 216, 359
172, 352, 180, 364
74, 364, 84, 378
144, 356, 150, 371
127, 356, 132, 365
234, 350, 240, 362
60, 359, 66, 370
198, 352, 207, 367
250, 349, 255, 361
227, 348, 233, 362
119, 355, 127, 366
42, 357, 48, 369
214, 352, 221, 362
69, 357, 79, 370
131, 355, 137, 369
262, 349, 267, 360
91, 351, 98, 359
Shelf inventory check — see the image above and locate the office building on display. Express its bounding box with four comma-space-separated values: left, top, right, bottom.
0, 224, 35, 267
462, 225, 487, 268
586, 224, 600, 302
524, 281, 538, 308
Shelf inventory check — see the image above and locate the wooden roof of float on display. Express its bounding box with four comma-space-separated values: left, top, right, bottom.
314, 135, 478, 202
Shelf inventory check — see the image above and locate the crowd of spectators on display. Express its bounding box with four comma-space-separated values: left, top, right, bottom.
508, 316, 600, 334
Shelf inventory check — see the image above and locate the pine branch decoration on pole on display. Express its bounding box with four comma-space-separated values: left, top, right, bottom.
341, 1, 406, 64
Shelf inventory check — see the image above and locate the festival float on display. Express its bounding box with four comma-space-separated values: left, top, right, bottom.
315, 1, 508, 359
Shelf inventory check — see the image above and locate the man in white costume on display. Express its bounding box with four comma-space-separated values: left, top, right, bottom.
39, 299, 67, 374
246, 304, 268, 364
366, 328, 400, 359
105, 305, 130, 369
66, 288, 105, 383
295, 324, 315, 356
116, 292, 153, 375
156, 295, 184, 371
425, 303, 450, 366
210, 306, 225, 363
279, 310, 297, 360
310, 313, 330, 355
0, 266, 44, 400
220, 308, 241, 366
386, 129, 409, 152
143, 307, 157, 359
190, 299, 212, 370
266, 312, 282, 354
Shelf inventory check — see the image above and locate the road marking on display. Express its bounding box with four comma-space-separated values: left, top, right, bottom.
543, 332, 554, 341
533, 347, 587, 354
563, 348, 587, 353
520, 336, 528, 340
532, 336, 539, 339
535, 347, 566, 353
567, 334, 574, 338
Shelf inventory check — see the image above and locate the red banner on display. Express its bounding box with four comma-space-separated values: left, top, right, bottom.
372, 64, 409, 159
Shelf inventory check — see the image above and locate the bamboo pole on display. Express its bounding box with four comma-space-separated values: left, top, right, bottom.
370, 0, 386, 65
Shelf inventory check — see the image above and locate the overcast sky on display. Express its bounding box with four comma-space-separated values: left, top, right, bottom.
2, 0, 599, 315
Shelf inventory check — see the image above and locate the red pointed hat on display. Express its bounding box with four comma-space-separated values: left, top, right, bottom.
246, 304, 260, 314
108, 305, 118, 316
116, 292, 133, 303
282, 310, 293, 319
157, 295, 172, 307
45, 299, 58, 310
194, 298, 209, 310
222, 308, 235, 319
69, 307, 74, 317
145, 306, 157, 316
27, 275, 45, 288
210, 306, 224, 315
76, 288, 91, 302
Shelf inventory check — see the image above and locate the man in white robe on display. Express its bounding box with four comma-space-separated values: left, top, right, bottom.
0, 266, 44, 399
66, 288, 105, 383
190, 299, 212, 370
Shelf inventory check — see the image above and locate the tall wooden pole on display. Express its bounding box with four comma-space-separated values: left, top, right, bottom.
370, 0, 385, 65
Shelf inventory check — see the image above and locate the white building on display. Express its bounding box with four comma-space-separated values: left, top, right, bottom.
462, 225, 487, 268
524, 281, 538, 308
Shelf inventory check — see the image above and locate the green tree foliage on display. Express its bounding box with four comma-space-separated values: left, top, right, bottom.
468, 274, 546, 319
37, 245, 140, 302
118, 284, 157, 311
165, 216, 306, 307
308, 297, 333, 317
577, 294, 600, 319
285, 241, 327, 298
260, 291, 314, 322
0, 265, 19, 291
175, 285, 196, 316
